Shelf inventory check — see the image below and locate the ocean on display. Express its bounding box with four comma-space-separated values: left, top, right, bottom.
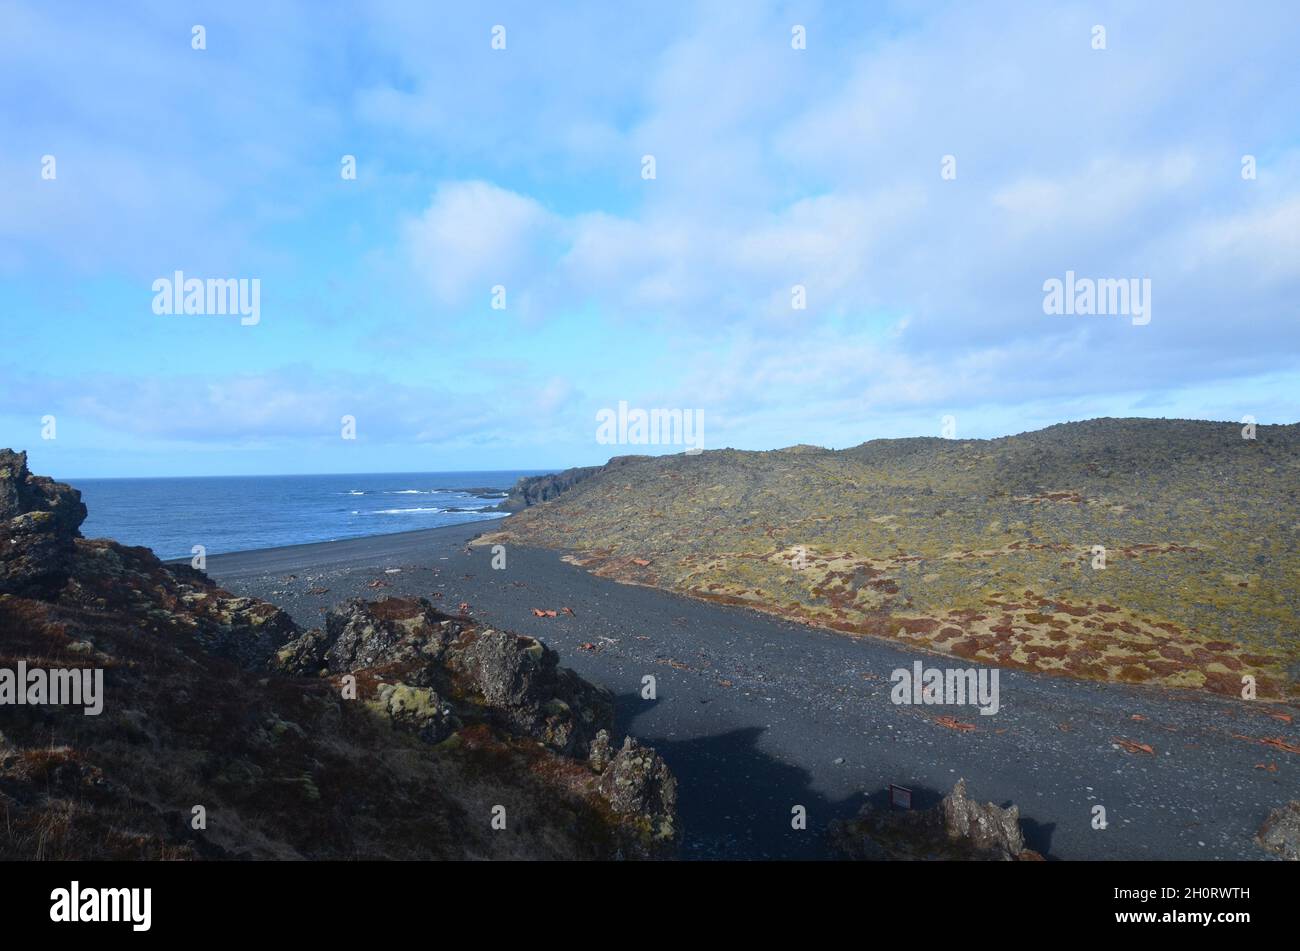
71, 470, 546, 561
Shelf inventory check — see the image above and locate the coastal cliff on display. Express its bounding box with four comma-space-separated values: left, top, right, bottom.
495, 455, 652, 511
0, 449, 677, 860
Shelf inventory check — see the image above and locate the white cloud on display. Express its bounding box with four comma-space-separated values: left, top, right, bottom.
4, 0, 1299, 474
0, 365, 583, 449
403, 181, 553, 306
1181, 194, 1300, 285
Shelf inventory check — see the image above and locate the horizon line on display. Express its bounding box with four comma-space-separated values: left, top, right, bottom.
12, 413, 1298, 481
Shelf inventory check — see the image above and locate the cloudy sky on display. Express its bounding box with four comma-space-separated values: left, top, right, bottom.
2, 0, 1298, 477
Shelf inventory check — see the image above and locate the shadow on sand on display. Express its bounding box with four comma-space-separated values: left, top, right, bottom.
613, 692, 1056, 861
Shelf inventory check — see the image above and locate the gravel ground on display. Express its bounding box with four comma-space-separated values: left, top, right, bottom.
205, 523, 1298, 861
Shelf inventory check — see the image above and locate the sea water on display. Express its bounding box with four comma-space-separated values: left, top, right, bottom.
72, 470, 545, 560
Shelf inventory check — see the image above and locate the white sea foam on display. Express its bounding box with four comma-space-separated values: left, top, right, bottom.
372, 507, 445, 515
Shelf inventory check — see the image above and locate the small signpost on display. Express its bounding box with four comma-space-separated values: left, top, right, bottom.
888, 784, 913, 810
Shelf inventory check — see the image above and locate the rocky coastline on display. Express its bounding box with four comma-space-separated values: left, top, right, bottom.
0, 448, 676, 860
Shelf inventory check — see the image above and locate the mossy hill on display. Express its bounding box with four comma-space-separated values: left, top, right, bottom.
483, 418, 1300, 700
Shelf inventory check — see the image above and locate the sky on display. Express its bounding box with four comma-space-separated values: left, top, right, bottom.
2, 0, 1298, 478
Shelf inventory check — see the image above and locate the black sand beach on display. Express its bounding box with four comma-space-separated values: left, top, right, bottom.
207, 523, 1298, 861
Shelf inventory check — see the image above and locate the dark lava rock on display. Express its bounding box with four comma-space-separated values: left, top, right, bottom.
268, 596, 673, 853
830, 779, 1040, 861
273, 626, 332, 677
318, 596, 456, 676
1256, 801, 1300, 860
195, 595, 301, 670
496, 455, 652, 511
588, 729, 614, 773
446, 625, 615, 755
289, 597, 617, 758
598, 736, 678, 855
0, 449, 87, 598
368, 682, 457, 744
0, 452, 680, 860
0, 449, 87, 532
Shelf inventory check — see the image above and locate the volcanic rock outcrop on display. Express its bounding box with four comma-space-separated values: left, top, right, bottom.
829, 779, 1042, 861
495, 455, 652, 511
1256, 801, 1300, 860
0, 449, 677, 860
0, 449, 88, 599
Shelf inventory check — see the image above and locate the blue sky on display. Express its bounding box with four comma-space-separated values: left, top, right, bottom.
2, 0, 1298, 477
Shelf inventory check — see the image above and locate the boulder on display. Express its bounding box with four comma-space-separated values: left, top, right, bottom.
368, 683, 458, 744
600, 737, 677, 820
597, 736, 678, 857
941, 778, 1027, 857
0, 449, 87, 598
588, 729, 614, 773
319, 597, 456, 676
0, 449, 87, 532
1256, 801, 1300, 860
274, 627, 331, 676
280, 598, 615, 757
446, 626, 614, 755
830, 778, 1039, 861
197, 595, 301, 670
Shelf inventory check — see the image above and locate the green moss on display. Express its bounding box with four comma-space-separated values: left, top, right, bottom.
497, 418, 1300, 697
